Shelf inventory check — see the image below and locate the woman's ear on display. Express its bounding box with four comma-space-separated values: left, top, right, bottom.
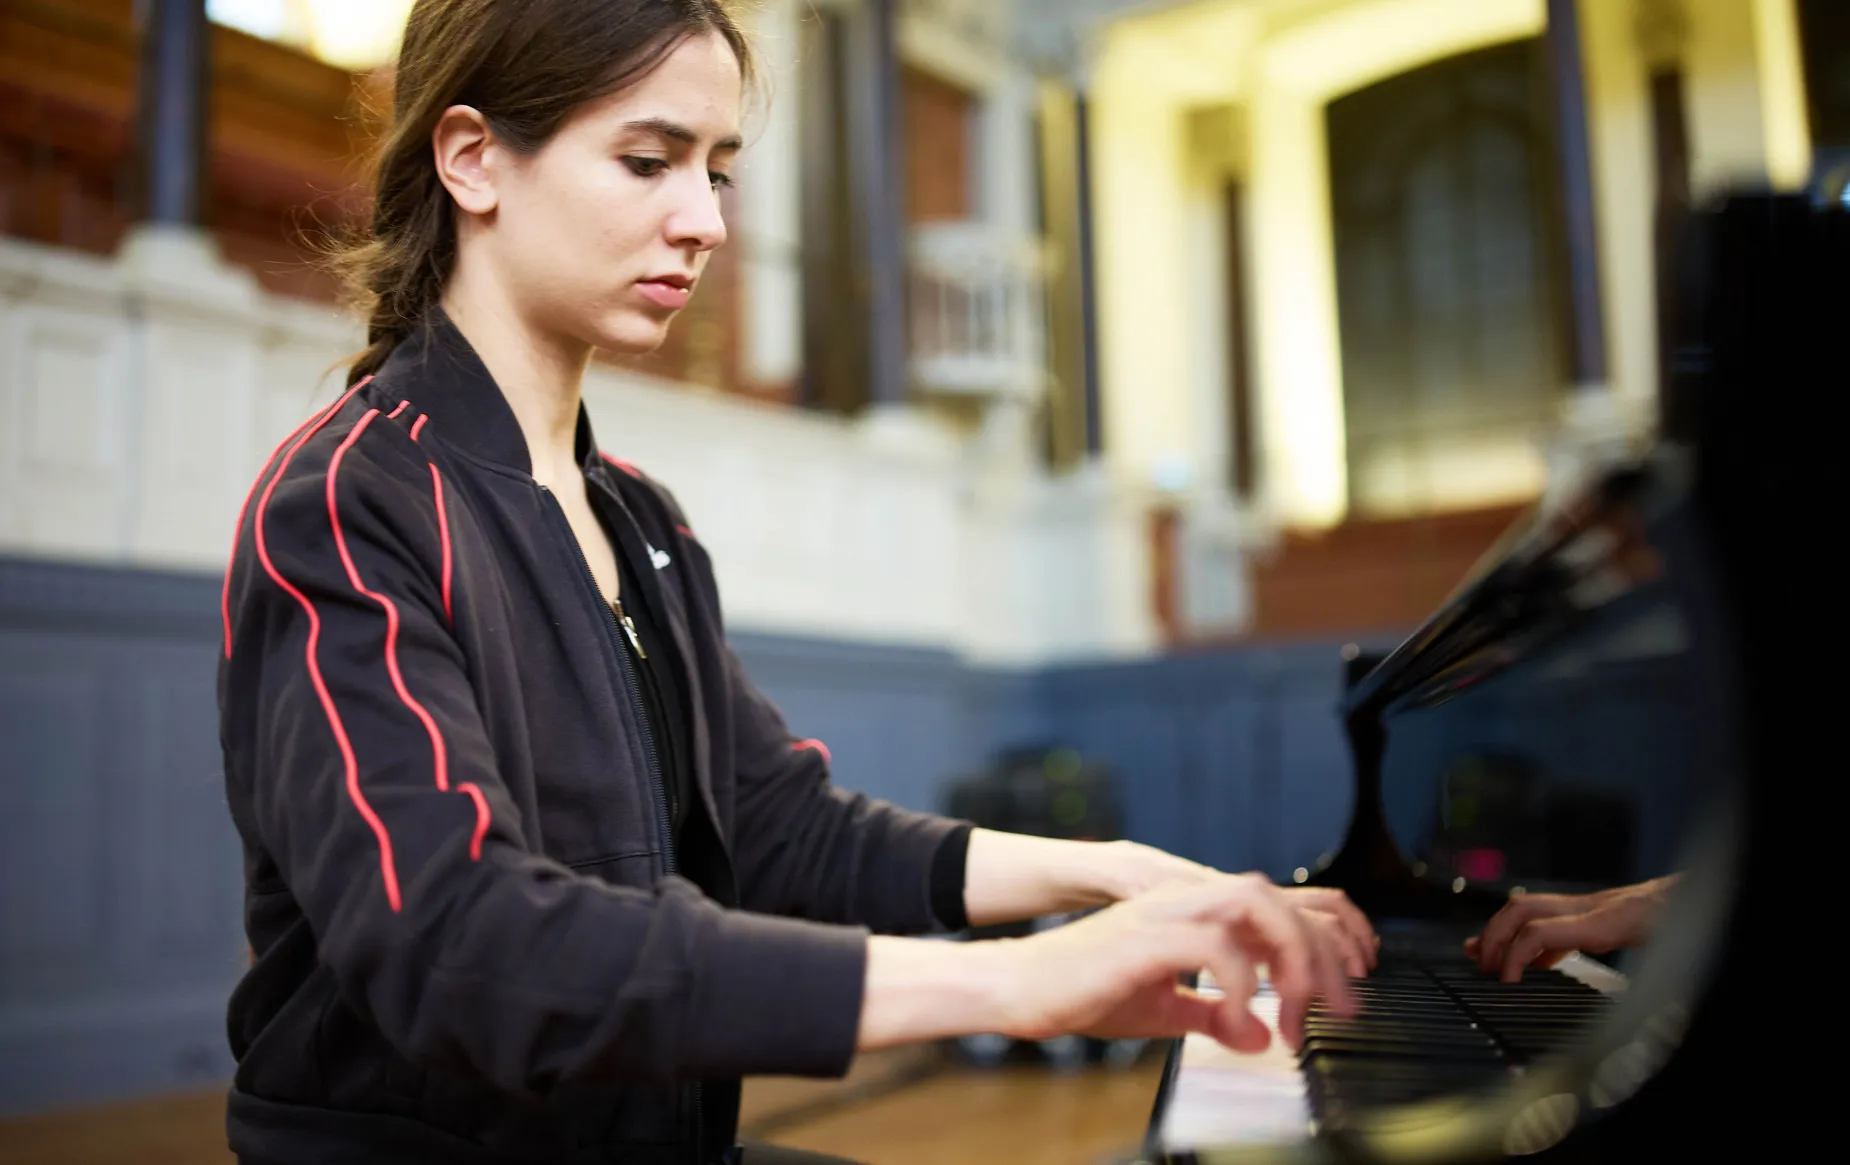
431, 105, 500, 216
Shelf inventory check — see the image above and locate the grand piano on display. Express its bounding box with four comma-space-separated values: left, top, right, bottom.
1139, 193, 1843, 1163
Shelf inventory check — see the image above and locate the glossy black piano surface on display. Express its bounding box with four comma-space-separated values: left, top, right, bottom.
1140, 194, 1844, 1163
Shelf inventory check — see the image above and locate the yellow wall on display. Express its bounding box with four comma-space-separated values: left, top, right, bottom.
1579, 0, 1659, 421
1091, 38, 1201, 493
1093, 0, 1547, 528
1089, 0, 1816, 530
1090, 7, 1264, 500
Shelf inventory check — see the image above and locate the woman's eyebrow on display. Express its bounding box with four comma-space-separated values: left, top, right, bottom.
623, 116, 743, 152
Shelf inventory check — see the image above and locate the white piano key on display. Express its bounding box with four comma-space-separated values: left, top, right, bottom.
1158, 982, 1313, 1150
1552, 951, 1628, 996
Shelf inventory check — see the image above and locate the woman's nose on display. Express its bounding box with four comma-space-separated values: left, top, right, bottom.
667, 179, 728, 253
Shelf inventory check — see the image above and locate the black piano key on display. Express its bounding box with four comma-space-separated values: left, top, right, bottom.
1329, 1004, 1466, 1020
1300, 1037, 1503, 1063
1305, 1061, 1509, 1095
1315, 1076, 1505, 1106
1304, 1023, 1493, 1047
1291, 948, 1619, 1129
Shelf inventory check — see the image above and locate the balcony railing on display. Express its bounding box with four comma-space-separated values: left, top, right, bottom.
908, 222, 1049, 400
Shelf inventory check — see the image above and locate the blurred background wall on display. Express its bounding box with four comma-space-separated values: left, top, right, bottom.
1, 0, 1844, 1117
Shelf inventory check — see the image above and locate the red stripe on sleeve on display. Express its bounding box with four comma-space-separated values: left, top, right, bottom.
599, 451, 643, 479
792, 738, 832, 764
253, 401, 404, 911
457, 782, 491, 860
222, 377, 371, 658
326, 414, 485, 862
430, 465, 453, 622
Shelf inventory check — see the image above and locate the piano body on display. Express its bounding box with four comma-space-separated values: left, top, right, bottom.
1140, 193, 1843, 1163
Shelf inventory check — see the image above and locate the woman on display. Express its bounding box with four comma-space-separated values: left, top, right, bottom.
217, 2, 1375, 1162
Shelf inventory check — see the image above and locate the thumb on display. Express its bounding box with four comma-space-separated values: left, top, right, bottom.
1206, 1000, 1273, 1053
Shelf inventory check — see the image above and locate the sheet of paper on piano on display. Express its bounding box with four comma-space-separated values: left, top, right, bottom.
1157, 955, 1627, 1151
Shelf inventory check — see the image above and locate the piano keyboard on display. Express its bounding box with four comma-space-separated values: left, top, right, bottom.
1157, 951, 1623, 1150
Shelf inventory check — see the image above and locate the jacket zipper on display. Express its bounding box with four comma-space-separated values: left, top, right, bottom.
539, 485, 707, 1161
613, 598, 648, 658
537, 486, 676, 879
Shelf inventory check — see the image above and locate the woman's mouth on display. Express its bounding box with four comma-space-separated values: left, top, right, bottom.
636, 276, 693, 311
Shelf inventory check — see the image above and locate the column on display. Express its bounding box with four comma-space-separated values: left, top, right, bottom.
842, 0, 908, 408
1635, 0, 1692, 410
1545, 0, 1609, 391
136, 0, 211, 226
1073, 90, 1103, 456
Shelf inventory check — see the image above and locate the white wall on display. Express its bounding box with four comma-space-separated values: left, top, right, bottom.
0, 229, 1158, 665
0, 0, 1171, 664
735, 0, 807, 389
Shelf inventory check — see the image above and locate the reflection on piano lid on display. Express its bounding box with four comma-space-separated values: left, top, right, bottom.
1137, 193, 1845, 1163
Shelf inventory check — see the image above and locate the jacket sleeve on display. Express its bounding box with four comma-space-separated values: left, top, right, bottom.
722, 645, 967, 934
224, 431, 867, 1094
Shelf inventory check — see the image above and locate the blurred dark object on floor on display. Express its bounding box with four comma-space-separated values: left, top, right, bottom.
944, 745, 1124, 848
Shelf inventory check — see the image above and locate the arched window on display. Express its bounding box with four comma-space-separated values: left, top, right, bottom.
1328, 38, 1569, 517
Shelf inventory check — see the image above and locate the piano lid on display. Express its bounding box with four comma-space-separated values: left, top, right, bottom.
1143, 193, 1844, 1164
1363, 449, 1723, 915
1303, 450, 1725, 924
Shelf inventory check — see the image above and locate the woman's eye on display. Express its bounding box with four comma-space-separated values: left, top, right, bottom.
623, 157, 668, 177
709, 172, 735, 190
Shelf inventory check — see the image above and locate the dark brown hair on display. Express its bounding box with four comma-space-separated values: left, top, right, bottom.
334, 0, 753, 383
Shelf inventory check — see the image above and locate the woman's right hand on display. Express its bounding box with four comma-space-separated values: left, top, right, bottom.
983, 873, 1358, 1053
1464, 874, 1679, 981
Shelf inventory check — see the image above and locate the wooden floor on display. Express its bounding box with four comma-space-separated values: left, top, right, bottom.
761, 1064, 1163, 1165
0, 1057, 1164, 1165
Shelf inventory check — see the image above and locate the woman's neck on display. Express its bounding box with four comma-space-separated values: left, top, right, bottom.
440, 280, 592, 489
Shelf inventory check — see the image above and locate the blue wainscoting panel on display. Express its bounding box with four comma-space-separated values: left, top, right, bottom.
726, 632, 1036, 818
1038, 641, 1379, 883
0, 560, 246, 1116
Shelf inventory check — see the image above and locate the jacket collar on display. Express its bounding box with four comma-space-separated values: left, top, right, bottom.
373, 307, 599, 477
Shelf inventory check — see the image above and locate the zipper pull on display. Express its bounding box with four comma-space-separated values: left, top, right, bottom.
612, 598, 648, 659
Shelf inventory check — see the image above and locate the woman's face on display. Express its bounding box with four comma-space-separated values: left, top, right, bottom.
479, 31, 743, 355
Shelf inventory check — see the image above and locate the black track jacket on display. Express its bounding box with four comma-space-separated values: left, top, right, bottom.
217, 313, 965, 1164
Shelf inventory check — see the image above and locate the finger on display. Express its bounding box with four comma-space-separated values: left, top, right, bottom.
1477, 898, 1545, 973
1463, 935, 1482, 959
1308, 914, 1357, 1016
1304, 890, 1379, 965
1201, 942, 1270, 1054
1322, 911, 1371, 979
1501, 915, 1583, 983
1252, 916, 1319, 1051
1102, 981, 1223, 1040
1202, 880, 1318, 1021
1305, 910, 1367, 980
1281, 910, 1349, 1049
1209, 1003, 1274, 1053
1277, 990, 1305, 1054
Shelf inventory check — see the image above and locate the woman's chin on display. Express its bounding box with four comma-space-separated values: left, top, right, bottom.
593, 309, 677, 357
